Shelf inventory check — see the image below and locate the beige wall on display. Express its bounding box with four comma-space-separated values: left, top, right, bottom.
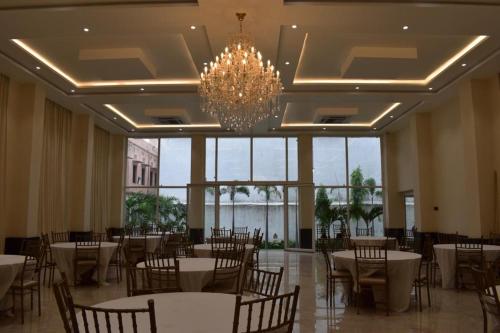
385, 76, 500, 237
0, 74, 126, 251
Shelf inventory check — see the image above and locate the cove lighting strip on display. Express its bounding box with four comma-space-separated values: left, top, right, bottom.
293, 35, 488, 86
281, 102, 401, 128
11, 39, 200, 88
104, 104, 221, 129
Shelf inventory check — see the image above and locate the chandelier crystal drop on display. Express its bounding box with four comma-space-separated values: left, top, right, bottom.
199, 13, 283, 132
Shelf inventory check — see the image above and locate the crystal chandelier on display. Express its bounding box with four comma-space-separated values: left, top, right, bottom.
199, 13, 283, 132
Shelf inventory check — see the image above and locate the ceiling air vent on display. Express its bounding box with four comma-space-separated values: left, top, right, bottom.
154, 117, 184, 125
318, 116, 350, 124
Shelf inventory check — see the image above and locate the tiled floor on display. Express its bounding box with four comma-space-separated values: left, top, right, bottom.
0, 250, 484, 332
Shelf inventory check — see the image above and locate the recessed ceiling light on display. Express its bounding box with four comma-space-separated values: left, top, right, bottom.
83, 27, 90, 32
390, 115, 394, 119
35, 66, 41, 70
355, 86, 360, 90
428, 87, 433, 91
140, 88, 145, 91
178, 128, 183, 131
461, 63, 467, 67
322, 127, 326, 131
203, 62, 208, 66
131, 129, 135, 132
190, 25, 196, 30
291, 25, 297, 29
70, 89, 75, 93
402, 25, 409, 30
274, 115, 279, 119
272, 128, 276, 131
285, 61, 290, 65
113, 116, 117, 120
373, 127, 377, 130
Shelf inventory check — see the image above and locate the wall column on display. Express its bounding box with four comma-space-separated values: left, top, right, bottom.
188, 135, 205, 243
297, 134, 314, 250
109, 134, 126, 228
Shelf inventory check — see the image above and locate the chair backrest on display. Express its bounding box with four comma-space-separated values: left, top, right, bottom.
144, 252, 173, 267
212, 227, 232, 238
212, 247, 245, 292
175, 239, 195, 258
252, 228, 261, 243
126, 265, 181, 296
355, 228, 372, 237
233, 232, 250, 244
234, 227, 248, 234
53, 273, 79, 333
455, 234, 484, 267
354, 245, 388, 281
232, 285, 300, 333
75, 299, 157, 333
240, 267, 284, 297
126, 266, 151, 296
75, 239, 101, 261
52, 231, 69, 243
471, 267, 500, 318
20, 238, 42, 258
92, 232, 107, 242
19, 255, 38, 282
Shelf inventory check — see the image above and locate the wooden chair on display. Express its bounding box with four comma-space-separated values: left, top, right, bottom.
400, 229, 416, 252
73, 239, 101, 287
414, 255, 431, 311
52, 231, 69, 243
40, 233, 57, 287
108, 234, 124, 282
210, 235, 233, 257
10, 254, 42, 324
233, 226, 248, 234
53, 273, 79, 333
354, 245, 390, 315
175, 239, 196, 258
162, 233, 183, 257
212, 227, 232, 238
455, 235, 484, 289
232, 285, 300, 333
91, 232, 107, 242
355, 228, 372, 237
318, 238, 352, 307
252, 228, 261, 245
126, 265, 181, 296
124, 234, 147, 265
240, 266, 284, 297
145, 257, 182, 293
203, 248, 245, 294
471, 267, 500, 333
233, 232, 250, 245
249, 233, 263, 269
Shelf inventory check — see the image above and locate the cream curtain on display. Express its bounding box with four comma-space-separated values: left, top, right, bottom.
90, 126, 111, 232
0, 74, 9, 252
38, 99, 72, 233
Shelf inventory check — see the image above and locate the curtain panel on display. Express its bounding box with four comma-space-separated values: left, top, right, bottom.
0, 74, 9, 252
38, 99, 72, 233
90, 126, 111, 232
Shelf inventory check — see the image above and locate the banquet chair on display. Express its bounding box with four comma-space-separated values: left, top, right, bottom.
354, 245, 390, 316
248, 233, 263, 269
204, 248, 245, 294
210, 234, 233, 257
400, 229, 416, 252
233, 226, 248, 234
232, 285, 300, 333
319, 238, 352, 307
252, 228, 261, 244
125, 234, 147, 265
91, 232, 107, 242
53, 273, 79, 333
40, 233, 57, 287
175, 239, 196, 258
108, 234, 124, 282
240, 266, 284, 297
20, 238, 42, 258
233, 232, 250, 245
212, 227, 232, 238
146, 260, 182, 293
355, 227, 372, 237
471, 267, 500, 333
10, 254, 43, 324
73, 239, 101, 287
413, 255, 431, 311
52, 231, 69, 243
162, 232, 183, 257
455, 235, 484, 289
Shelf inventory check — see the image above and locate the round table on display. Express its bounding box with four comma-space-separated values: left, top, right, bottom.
113, 235, 162, 253
0, 255, 25, 310
77, 292, 263, 332
194, 243, 254, 262
51, 242, 118, 285
137, 258, 216, 291
350, 236, 399, 250
333, 250, 421, 312
434, 244, 500, 289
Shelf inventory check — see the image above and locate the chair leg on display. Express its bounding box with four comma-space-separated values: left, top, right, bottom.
30, 288, 33, 310
426, 280, 431, 307
418, 283, 423, 312
325, 276, 329, 307
330, 279, 334, 308
386, 285, 389, 316
38, 285, 41, 316
20, 288, 24, 324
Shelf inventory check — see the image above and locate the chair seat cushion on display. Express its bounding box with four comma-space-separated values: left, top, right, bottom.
359, 276, 387, 285
331, 269, 351, 278
11, 280, 38, 288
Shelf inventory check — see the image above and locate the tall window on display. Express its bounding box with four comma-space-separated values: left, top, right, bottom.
124, 138, 190, 231
313, 137, 383, 237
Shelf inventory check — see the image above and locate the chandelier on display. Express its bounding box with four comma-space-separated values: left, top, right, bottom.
199, 13, 283, 132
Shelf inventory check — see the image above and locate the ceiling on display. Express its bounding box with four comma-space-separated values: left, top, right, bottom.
0, 0, 499, 136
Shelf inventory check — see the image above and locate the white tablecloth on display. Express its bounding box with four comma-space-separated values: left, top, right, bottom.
77, 292, 266, 333
350, 236, 399, 250
51, 242, 118, 285
333, 250, 421, 312
113, 235, 162, 253
0, 255, 25, 310
137, 258, 215, 292
434, 244, 500, 289
194, 243, 254, 262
